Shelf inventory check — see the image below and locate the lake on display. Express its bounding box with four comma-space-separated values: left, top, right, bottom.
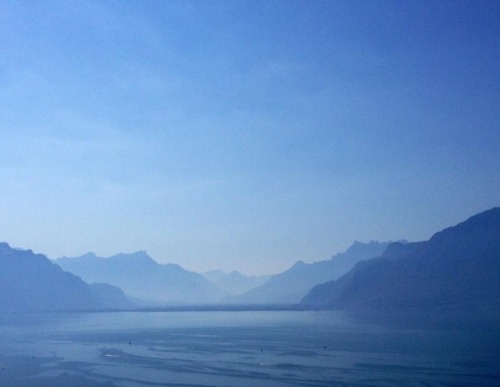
0, 310, 499, 386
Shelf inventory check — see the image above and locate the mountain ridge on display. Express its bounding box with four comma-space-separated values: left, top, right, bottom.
230, 240, 395, 304
56, 251, 225, 304
301, 207, 500, 312
0, 243, 131, 311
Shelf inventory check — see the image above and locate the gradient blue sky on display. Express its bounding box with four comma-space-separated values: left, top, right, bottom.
0, 0, 498, 275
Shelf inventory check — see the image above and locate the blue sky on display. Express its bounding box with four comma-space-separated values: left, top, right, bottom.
0, 0, 499, 274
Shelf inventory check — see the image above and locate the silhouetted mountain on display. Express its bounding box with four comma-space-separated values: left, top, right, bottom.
231, 241, 394, 304
0, 243, 104, 311
301, 208, 500, 312
55, 251, 224, 304
203, 270, 270, 296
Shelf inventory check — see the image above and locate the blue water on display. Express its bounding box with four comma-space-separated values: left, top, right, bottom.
0, 310, 499, 386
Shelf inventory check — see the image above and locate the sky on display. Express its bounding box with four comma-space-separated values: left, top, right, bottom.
0, 0, 499, 275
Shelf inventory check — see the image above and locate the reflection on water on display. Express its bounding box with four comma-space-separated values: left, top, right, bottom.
0, 311, 499, 386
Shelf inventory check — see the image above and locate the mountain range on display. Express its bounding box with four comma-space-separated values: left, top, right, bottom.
301, 207, 500, 313
2, 207, 498, 314
230, 240, 394, 304
0, 243, 132, 311
55, 251, 224, 305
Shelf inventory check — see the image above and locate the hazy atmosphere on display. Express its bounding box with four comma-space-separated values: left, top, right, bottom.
1, 0, 499, 274
1, 2, 500, 386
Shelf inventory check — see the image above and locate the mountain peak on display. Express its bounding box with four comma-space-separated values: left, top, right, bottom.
108, 251, 155, 264
82, 252, 98, 258
287, 261, 307, 272
0, 242, 11, 250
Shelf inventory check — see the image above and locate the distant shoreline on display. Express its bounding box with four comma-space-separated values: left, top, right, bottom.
5, 304, 310, 314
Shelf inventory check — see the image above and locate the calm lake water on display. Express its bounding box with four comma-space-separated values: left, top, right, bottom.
0, 310, 499, 386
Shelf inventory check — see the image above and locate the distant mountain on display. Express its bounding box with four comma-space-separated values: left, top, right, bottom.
231, 241, 394, 304
203, 270, 270, 296
301, 208, 500, 312
203, 269, 227, 283
55, 251, 225, 304
0, 242, 129, 311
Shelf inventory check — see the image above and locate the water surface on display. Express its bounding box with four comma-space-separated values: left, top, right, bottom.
0, 310, 499, 386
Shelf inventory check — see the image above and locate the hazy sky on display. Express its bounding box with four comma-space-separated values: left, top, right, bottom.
0, 0, 498, 275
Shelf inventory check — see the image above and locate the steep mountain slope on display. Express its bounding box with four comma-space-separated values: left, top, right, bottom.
301, 208, 500, 311
0, 243, 104, 311
232, 241, 394, 304
56, 251, 224, 304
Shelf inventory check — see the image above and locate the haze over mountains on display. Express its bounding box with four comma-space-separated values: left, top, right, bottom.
55, 251, 224, 305
0, 243, 131, 311
230, 241, 394, 304
1, 207, 498, 317
203, 270, 270, 296
301, 207, 500, 314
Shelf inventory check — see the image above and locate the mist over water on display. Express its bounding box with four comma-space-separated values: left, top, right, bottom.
1, 311, 499, 386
